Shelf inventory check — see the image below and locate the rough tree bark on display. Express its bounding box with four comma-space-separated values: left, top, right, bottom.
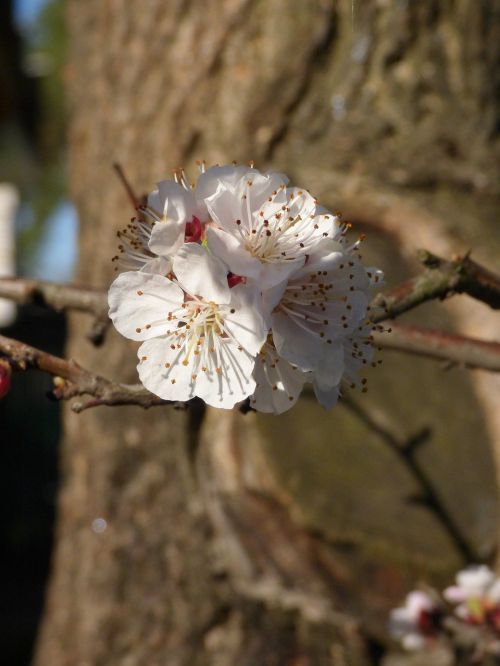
35, 1, 500, 665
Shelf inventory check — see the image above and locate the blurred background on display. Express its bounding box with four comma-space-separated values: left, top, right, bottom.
0, 1, 73, 663
0, 1, 499, 665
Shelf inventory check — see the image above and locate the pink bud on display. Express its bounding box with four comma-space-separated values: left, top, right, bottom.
0, 360, 12, 399
184, 216, 202, 243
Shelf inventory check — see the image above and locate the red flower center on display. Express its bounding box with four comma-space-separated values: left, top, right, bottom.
227, 272, 245, 288
185, 216, 202, 243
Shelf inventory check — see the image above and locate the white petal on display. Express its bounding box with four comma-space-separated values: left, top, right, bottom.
401, 633, 426, 651
271, 310, 345, 375
173, 243, 230, 304
251, 344, 307, 414
256, 258, 305, 289
206, 226, 262, 279
193, 338, 256, 409
108, 272, 183, 341
312, 381, 340, 410
149, 221, 185, 258
137, 337, 196, 402
285, 187, 317, 222
456, 565, 495, 594
389, 607, 414, 638
443, 586, 466, 603
313, 344, 345, 388
148, 181, 197, 256
196, 165, 251, 200
140, 256, 172, 275
223, 284, 268, 355
406, 591, 434, 615
156, 180, 197, 219
261, 281, 288, 325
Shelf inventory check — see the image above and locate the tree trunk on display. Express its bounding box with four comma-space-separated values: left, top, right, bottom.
35, 1, 500, 664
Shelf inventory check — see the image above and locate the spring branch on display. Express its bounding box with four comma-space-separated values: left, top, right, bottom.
0, 277, 109, 344
372, 250, 500, 322
0, 249, 499, 410
0, 333, 170, 413
373, 323, 500, 372
340, 395, 478, 563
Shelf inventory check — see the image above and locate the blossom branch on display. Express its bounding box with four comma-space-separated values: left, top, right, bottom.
0, 276, 109, 344
372, 250, 500, 323
373, 323, 500, 372
340, 394, 479, 563
0, 333, 172, 413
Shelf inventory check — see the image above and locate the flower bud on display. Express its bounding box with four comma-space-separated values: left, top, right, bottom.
0, 359, 12, 399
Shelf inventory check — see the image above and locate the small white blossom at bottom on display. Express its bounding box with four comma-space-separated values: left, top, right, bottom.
389, 591, 441, 651
444, 565, 500, 623
250, 342, 309, 414
444, 565, 496, 604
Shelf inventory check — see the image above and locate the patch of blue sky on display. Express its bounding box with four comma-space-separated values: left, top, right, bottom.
13, 0, 50, 31
31, 200, 78, 282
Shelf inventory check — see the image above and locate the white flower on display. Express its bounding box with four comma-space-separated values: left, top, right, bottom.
200, 165, 340, 288
444, 565, 500, 622
389, 591, 439, 651
108, 244, 267, 408
250, 341, 309, 414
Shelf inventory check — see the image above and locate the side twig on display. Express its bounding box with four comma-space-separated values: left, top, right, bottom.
0, 277, 109, 345
372, 250, 500, 322
340, 394, 479, 564
0, 333, 170, 413
373, 323, 500, 372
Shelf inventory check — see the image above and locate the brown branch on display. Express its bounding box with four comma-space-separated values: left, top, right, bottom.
372, 250, 500, 323
0, 248, 498, 392
0, 333, 172, 413
374, 323, 500, 372
0, 277, 107, 314
112, 162, 141, 210
340, 395, 480, 564
0, 277, 109, 345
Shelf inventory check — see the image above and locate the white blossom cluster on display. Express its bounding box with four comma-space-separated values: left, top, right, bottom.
390, 565, 500, 653
108, 164, 382, 412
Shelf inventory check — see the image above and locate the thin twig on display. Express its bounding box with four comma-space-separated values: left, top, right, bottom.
340, 394, 479, 563
0, 277, 106, 315
372, 250, 500, 322
0, 276, 109, 345
374, 323, 500, 372
0, 333, 170, 413
0, 248, 498, 415
113, 162, 141, 210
